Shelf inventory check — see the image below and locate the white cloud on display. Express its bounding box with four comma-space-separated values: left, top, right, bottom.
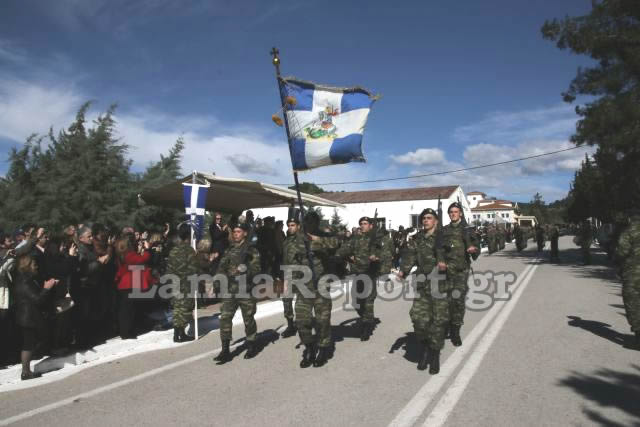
0, 73, 381, 192
453, 104, 578, 146
462, 140, 594, 177
226, 153, 278, 176
390, 148, 445, 166
0, 78, 81, 142
0, 40, 27, 64
389, 138, 595, 203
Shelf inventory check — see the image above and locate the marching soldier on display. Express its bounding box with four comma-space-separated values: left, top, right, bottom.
514, 224, 524, 252
282, 212, 339, 368
487, 225, 498, 254
280, 218, 298, 339
549, 224, 560, 262
336, 216, 387, 341
578, 220, 593, 265
615, 214, 640, 349
497, 225, 506, 250
167, 223, 199, 343
397, 208, 446, 374
440, 202, 479, 347
214, 223, 261, 363
535, 224, 545, 252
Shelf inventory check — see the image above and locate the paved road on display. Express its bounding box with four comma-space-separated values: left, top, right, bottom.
1, 236, 638, 426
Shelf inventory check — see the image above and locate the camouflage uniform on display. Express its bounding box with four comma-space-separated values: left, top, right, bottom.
487, 226, 498, 254
282, 230, 339, 348
497, 226, 506, 250
615, 217, 640, 334
549, 225, 560, 262
441, 221, 478, 328
514, 226, 522, 251
400, 230, 447, 350
282, 294, 294, 321
535, 226, 545, 252
336, 229, 385, 326
217, 240, 261, 343
578, 223, 593, 265
380, 231, 394, 274
167, 241, 199, 329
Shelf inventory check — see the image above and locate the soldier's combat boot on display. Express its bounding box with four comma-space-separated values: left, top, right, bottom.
281, 318, 297, 338
634, 332, 640, 350
429, 349, 440, 375
450, 325, 462, 347
179, 327, 195, 342
300, 343, 316, 368
417, 343, 430, 371
173, 328, 180, 343
313, 346, 329, 367
214, 339, 231, 363
360, 322, 373, 341
244, 340, 258, 359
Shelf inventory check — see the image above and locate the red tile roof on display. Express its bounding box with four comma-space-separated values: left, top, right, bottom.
467, 191, 486, 196
471, 202, 515, 211
318, 185, 459, 204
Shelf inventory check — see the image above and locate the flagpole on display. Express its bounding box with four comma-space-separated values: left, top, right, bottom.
192, 170, 199, 341
270, 47, 317, 285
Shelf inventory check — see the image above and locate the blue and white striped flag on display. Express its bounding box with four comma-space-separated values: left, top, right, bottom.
281, 78, 377, 171
182, 183, 209, 241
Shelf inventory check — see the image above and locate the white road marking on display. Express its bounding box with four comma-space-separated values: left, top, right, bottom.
0, 347, 218, 426
423, 262, 540, 427
0, 278, 391, 425
388, 262, 537, 427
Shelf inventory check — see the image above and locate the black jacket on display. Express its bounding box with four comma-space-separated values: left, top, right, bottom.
13, 272, 51, 329
209, 224, 229, 254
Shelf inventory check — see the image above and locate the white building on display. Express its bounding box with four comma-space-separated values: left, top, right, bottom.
466, 191, 487, 208
467, 192, 519, 225
251, 185, 473, 229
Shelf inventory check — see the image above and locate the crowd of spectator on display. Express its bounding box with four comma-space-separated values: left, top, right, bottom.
0, 221, 184, 379
0, 209, 420, 381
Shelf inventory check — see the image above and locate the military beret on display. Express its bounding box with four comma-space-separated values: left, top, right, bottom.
419, 208, 438, 220
231, 223, 250, 232
358, 216, 372, 224
448, 202, 462, 213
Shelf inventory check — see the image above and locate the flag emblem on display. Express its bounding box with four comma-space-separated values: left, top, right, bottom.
281, 78, 376, 171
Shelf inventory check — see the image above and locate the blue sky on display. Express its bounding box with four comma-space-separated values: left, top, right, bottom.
0, 0, 596, 202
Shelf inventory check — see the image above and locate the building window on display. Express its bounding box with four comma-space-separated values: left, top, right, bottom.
410, 214, 419, 228
505, 213, 509, 218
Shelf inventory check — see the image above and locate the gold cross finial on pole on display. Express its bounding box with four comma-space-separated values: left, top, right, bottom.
270, 47, 281, 75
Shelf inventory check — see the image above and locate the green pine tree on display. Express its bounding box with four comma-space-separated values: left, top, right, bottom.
542, 1, 640, 218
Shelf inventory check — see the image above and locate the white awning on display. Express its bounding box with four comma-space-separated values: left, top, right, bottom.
139, 172, 343, 213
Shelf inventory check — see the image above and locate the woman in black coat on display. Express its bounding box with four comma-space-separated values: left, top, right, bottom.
13, 255, 59, 380
43, 237, 78, 354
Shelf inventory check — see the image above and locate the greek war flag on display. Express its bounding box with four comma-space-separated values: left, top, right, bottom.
182, 182, 209, 241
281, 78, 377, 171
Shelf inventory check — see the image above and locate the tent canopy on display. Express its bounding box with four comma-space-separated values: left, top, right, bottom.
139, 172, 344, 213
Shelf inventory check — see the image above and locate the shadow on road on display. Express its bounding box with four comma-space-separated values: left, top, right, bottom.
558, 365, 640, 427
388, 332, 420, 364
566, 316, 637, 350
215, 329, 281, 364
331, 317, 362, 343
